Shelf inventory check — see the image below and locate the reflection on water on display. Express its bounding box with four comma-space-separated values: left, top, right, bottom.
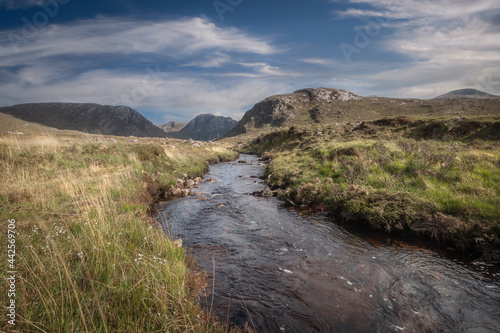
157, 155, 500, 333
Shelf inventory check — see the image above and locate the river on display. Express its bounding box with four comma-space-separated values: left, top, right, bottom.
156, 154, 500, 333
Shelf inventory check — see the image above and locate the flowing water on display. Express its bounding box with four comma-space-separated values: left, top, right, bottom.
157, 154, 500, 333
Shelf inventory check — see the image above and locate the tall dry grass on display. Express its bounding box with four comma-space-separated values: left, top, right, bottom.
0, 135, 238, 332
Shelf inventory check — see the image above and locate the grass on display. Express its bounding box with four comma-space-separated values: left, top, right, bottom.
242, 116, 500, 262
0, 134, 239, 332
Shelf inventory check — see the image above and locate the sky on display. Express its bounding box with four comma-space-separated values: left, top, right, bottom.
0, 0, 499, 124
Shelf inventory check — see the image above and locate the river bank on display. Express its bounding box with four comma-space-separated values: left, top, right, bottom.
0, 134, 239, 332
241, 116, 500, 264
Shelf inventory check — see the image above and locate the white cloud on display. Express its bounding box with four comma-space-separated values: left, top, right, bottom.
337, 0, 500, 20
0, 16, 290, 121
0, 0, 42, 10
0, 64, 293, 122
0, 16, 277, 61
183, 52, 232, 68
239, 62, 292, 76
302, 58, 337, 67
336, 0, 500, 97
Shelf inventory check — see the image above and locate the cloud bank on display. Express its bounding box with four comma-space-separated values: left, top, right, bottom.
334, 0, 500, 97
0, 16, 292, 123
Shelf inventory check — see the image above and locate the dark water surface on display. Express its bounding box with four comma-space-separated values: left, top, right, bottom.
157, 154, 500, 333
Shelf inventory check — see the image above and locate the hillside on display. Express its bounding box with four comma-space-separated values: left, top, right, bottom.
158, 121, 187, 133
225, 87, 500, 140
434, 88, 500, 100
0, 103, 167, 137
0, 112, 84, 137
167, 114, 238, 141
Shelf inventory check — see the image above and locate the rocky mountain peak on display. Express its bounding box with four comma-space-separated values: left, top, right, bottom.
225, 87, 361, 137
166, 114, 238, 141
158, 121, 186, 133
293, 88, 361, 103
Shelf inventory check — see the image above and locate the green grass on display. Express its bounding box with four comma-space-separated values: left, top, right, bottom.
243, 116, 500, 261
0, 135, 239, 332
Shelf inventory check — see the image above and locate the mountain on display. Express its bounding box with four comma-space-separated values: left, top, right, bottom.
434, 89, 500, 100
225, 87, 500, 138
226, 87, 362, 137
0, 103, 167, 137
167, 114, 238, 141
158, 121, 186, 133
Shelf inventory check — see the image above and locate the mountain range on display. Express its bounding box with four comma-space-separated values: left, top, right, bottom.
1, 88, 498, 140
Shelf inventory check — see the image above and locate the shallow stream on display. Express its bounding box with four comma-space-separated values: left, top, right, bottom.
157, 154, 500, 332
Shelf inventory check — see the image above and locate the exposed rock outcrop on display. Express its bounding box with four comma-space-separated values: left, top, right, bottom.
225, 88, 361, 137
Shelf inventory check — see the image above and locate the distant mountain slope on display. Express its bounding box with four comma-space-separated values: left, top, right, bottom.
167, 114, 238, 141
158, 121, 187, 133
0, 112, 82, 136
0, 103, 167, 137
434, 89, 499, 100
225, 87, 500, 139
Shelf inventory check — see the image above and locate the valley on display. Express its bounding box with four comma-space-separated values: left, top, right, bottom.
1, 87, 499, 332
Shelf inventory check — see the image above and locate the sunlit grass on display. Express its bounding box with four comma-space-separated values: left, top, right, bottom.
0, 134, 238, 332
243, 117, 500, 256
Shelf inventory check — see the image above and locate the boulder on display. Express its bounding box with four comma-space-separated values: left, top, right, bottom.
172, 239, 183, 248
172, 188, 183, 197
261, 186, 273, 198
185, 179, 196, 187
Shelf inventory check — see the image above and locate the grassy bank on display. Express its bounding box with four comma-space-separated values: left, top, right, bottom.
0, 134, 238, 332
243, 116, 500, 262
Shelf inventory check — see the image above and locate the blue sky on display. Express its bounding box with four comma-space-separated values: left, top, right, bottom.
0, 0, 499, 124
